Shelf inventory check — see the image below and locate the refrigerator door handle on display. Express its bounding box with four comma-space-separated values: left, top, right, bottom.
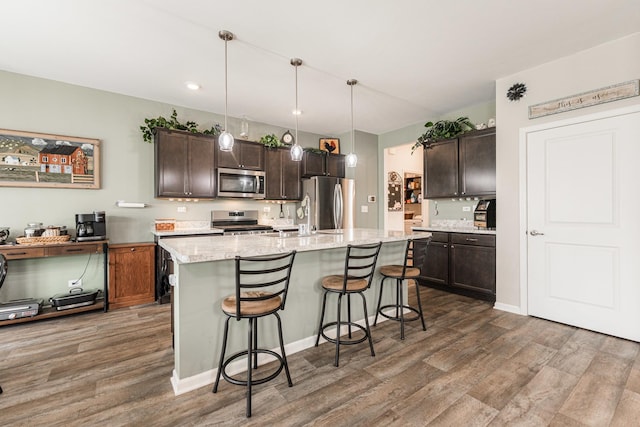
334, 183, 343, 229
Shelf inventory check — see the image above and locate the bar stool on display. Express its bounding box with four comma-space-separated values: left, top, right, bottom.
374, 237, 430, 339
212, 250, 296, 418
315, 242, 382, 367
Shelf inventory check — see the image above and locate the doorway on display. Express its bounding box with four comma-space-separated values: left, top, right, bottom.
521, 105, 640, 341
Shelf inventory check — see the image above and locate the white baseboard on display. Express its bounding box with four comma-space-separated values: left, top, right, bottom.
493, 302, 525, 315
171, 310, 399, 395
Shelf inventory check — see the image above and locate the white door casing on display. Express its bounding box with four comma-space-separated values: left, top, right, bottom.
523, 106, 640, 342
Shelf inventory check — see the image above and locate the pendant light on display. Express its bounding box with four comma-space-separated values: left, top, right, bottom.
290, 58, 304, 162
345, 79, 358, 168
218, 30, 234, 152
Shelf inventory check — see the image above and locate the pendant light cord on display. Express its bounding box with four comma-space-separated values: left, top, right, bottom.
224, 36, 229, 132
295, 62, 299, 143
350, 83, 355, 154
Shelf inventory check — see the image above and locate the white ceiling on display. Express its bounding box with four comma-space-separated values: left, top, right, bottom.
1, 0, 638, 136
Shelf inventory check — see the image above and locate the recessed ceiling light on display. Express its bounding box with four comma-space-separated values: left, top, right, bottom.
185, 81, 200, 91
292, 109, 302, 115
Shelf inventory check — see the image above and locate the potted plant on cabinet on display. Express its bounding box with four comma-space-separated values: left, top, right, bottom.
411, 116, 474, 153
140, 109, 222, 143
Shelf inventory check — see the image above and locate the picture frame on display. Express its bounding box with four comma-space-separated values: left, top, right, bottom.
319, 138, 340, 154
0, 128, 101, 189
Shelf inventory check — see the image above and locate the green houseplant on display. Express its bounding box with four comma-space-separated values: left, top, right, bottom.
412, 116, 474, 152
258, 133, 283, 148
140, 109, 222, 143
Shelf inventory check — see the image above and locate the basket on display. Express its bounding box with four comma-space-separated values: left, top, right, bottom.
15, 235, 71, 245
155, 219, 176, 231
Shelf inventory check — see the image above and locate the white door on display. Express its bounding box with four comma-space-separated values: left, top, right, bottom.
527, 110, 640, 342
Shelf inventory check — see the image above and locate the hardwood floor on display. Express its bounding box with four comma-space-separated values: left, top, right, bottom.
1, 285, 639, 426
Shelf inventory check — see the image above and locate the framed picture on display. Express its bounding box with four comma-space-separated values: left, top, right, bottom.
0, 129, 101, 189
319, 138, 340, 154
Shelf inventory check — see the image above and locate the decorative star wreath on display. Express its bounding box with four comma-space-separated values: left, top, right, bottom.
507, 83, 527, 101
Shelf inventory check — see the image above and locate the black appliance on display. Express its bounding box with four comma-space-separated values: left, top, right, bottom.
50, 288, 101, 311
474, 199, 496, 229
0, 253, 43, 321
75, 211, 107, 241
216, 168, 266, 199
211, 210, 273, 235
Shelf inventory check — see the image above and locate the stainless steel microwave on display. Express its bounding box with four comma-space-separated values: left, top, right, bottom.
217, 167, 265, 199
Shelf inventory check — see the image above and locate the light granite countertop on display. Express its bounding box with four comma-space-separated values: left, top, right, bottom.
412, 226, 496, 235
159, 228, 431, 264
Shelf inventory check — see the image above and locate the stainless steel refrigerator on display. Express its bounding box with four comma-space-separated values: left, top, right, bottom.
301, 176, 355, 231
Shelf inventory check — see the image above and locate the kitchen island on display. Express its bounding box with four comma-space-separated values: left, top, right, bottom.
159, 228, 430, 395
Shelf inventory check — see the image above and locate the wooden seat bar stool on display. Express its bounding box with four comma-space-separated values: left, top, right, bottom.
374, 237, 430, 339
315, 242, 382, 367
212, 250, 297, 418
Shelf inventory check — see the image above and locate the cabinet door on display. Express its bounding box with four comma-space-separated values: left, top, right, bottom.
417, 240, 449, 285
265, 148, 284, 199
187, 134, 216, 198
459, 129, 496, 196
109, 244, 156, 310
216, 141, 241, 168
425, 139, 458, 198
450, 243, 496, 295
239, 141, 265, 170
302, 151, 326, 177
155, 129, 188, 197
326, 154, 345, 178
265, 148, 302, 200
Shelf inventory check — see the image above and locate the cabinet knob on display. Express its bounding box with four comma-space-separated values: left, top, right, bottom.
131, 248, 136, 252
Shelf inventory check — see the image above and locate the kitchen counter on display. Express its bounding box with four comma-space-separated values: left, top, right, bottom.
412, 226, 496, 235
166, 228, 430, 395
160, 228, 428, 264
151, 228, 224, 237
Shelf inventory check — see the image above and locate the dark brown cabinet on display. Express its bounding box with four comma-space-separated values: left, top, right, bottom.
216, 139, 265, 170
424, 128, 495, 199
416, 231, 495, 301
108, 243, 155, 310
301, 151, 345, 178
265, 147, 302, 200
154, 128, 216, 198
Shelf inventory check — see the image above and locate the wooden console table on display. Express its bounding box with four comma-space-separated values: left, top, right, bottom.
0, 240, 108, 326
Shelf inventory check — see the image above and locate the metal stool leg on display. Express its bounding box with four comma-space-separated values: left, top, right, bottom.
398, 278, 405, 340
253, 320, 258, 369
213, 316, 231, 393
374, 277, 386, 326
315, 290, 329, 347
347, 294, 352, 338
275, 312, 293, 387
360, 292, 375, 357
335, 293, 343, 367
246, 317, 254, 418
414, 281, 427, 331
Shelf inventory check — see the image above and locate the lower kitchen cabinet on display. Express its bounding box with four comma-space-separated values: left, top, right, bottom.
416, 231, 495, 301
108, 243, 155, 309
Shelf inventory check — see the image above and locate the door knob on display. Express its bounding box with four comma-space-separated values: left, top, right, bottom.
529, 230, 545, 236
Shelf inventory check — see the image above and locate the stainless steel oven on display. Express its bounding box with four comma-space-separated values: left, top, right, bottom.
217, 168, 265, 199
211, 210, 273, 235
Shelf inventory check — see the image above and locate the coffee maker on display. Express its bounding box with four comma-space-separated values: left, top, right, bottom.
75, 211, 107, 241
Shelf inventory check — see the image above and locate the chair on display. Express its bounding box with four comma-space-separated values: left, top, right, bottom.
212, 250, 296, 418
315, 242, 382, 367
373, 237, 430, 339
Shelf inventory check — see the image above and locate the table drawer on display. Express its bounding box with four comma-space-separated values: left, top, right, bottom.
0, 247, 46, 259
46, 244, 102, 256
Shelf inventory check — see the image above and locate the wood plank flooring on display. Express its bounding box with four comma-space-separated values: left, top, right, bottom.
1, 285, 639, 426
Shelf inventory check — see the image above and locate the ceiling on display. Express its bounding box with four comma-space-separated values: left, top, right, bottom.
1, 0, 638, 136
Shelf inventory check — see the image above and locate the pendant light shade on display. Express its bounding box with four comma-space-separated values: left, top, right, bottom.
290, 58, 303, 162
218, 30, 234, 152
346, 79, 358, 168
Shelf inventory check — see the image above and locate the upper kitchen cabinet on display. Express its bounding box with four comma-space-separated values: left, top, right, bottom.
265, 147, 302, 200
424, 128, 495, 199
301, 151, 345, 178
154, 128, 216, 199
216, 139, 265, 170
